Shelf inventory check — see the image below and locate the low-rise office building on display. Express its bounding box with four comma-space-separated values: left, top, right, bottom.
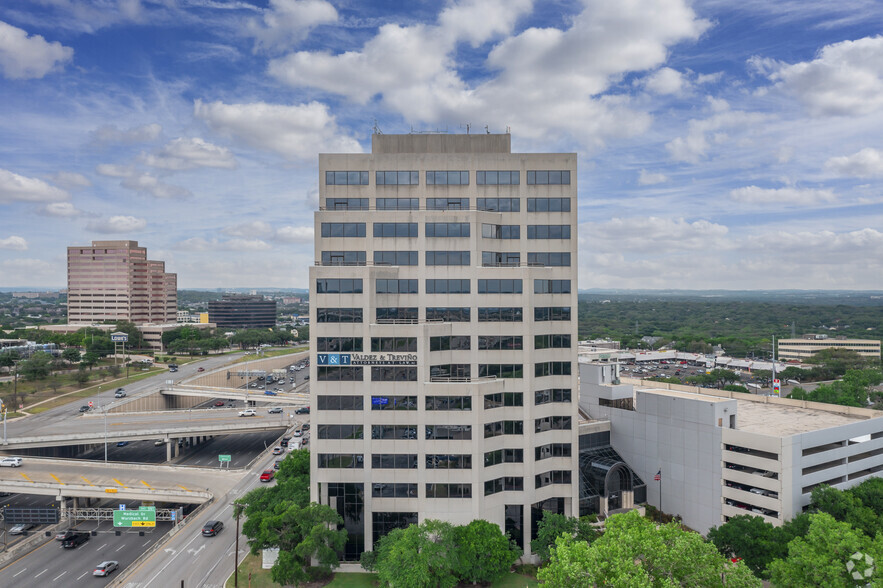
778, 335, 881, 361
208, 295, 276, 329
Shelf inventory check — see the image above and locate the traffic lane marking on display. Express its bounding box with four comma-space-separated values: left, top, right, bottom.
50, 473, 64, 485
19, 473, 32, 482
81, 476, 94, 486
113, 478, 129, 488
141, 480, 154, 490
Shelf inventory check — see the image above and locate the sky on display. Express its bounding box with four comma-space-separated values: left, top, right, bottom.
1, 0, 882, 291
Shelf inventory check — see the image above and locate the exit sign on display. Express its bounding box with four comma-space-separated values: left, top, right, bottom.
113, 509, 156, 527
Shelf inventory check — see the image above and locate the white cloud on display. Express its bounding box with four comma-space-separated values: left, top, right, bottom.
644, 67, 686, 95
583, 217, 732, 252
759, 35, 883, 117
825, 147, 883, 178
275, 225, 314, 243
0, 21, 73, 79
194, 99, 361, 161
86, 215, 147, 233
0, 168, 68, 203
140, 137, 237, 171
0, 235, 27, 251
666, 100, 769, 163
91, 123, 162, 145
637, 169, 669, 185
95, 164, 136, 178
246, 0, 338, 53
48, 171, 91, 189
173, 237, 271, 251
38, 202, 82, 217
121, 173, 192, 199
729, 186, 837, 205
222, 221, 274, 238
437, 0, 534, 47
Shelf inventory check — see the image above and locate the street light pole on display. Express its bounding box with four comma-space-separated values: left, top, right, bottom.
234, 507, 241, 588
101, 386, 108, 463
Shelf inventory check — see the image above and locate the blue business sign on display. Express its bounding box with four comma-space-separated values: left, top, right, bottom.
317, 353, 352, 365
317, 353, 417, 366
371, 397, 389, 405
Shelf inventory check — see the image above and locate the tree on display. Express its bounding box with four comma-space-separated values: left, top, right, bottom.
0, 351, 20, 368
372, 520, 458, 588
531, 511, 601, 562
708, 515, 783, 577
538, 510, 761, 587
453, 519, 521, 584
108, 365, 121, 378
61, 348, 81, 364
80, 351, 99, 370
19, 351, 52, 381
113, 320, 145, 349
768, 513, 883, 587
75, 367, 90, 385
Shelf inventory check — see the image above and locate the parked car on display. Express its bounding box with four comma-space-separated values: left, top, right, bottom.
9, 523, 35, 535
0, 457, 23, 467
62, 532, 90, 548
295, 406, 310, 415
272, 446, 283, 455
268, 407, 283, 414
260, 470, 275, 482
202, 520, 224, 537
93, 561, 119, 577
238, 409, 257, 417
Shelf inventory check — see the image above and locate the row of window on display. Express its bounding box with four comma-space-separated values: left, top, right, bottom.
324, 197, 571, 212
316, 306, 572, 323
318, 419, 571, 440
316, 391, 571, 411
322, 222, 570, 239
326, 449, 570, 469
320, 278, 570, 294
326, 170, 571, 186
320, 250, 571, 267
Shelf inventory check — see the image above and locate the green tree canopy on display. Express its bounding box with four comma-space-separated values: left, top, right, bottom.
19, 351, 53, 381
61, 348, 82, 363
453, 519, 521, 584
371, 520, 458, 588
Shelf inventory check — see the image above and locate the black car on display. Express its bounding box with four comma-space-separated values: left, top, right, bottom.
295, 407, 310, 415
301, 423, 310, 431
62, 532, 90, 548
79, 405, 91, 413
202, 520, 224, 537
280, 437, 291, 447
274, 459, 283, 470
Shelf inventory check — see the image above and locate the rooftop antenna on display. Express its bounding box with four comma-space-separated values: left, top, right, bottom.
373, 120, 383, 135
460, 123, 471, 135
506, 126, 511, 134
485, 125, 490, 134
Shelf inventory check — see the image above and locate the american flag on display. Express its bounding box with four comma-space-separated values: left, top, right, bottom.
654, 470, 661, 481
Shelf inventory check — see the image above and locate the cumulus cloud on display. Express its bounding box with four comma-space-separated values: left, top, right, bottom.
48, 171, 91, 189
268, 0, 709, 148
121, 173, 192, 199
275, 225, 314, 243
0, 235, 27, 251
194, 99, 361, 161
91, 123, 161, 145
38, 202, 83, 217
729, 186, 837, 205
756, 35, 883, 117
0, 21, 73, 79
222, 221, 274, 238
666, 100, 769, 163
86, 215, 147, 233
637, 169, 669, 185
140, 137, 237, 170
583, 217, 732, 252
825, 147, 883, 178
246, 0, 338, 53
644, 67, 687, 94
749, 228, 883, 268
0, 168, 68, 203
95, 163, 136, 178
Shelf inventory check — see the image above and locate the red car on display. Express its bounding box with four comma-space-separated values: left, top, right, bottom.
214, 401, 225, 407
260, 470, 274, 482
197, 367, 205, 372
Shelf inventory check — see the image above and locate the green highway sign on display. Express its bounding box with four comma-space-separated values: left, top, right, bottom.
218, 454, 232, 462
113, 509, 156, 527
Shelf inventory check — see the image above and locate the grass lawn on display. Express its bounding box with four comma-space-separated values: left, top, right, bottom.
326, 573, 378, 587
225, 553, 279, 588
489, 572, 540, 588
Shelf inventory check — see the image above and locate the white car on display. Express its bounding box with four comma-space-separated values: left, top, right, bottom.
9, 523, 35, 535
238, 409, 257, 417
0, 457, 23, 467
93, 561, 119, 577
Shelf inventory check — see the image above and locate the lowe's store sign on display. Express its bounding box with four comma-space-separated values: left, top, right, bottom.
317, 353, 417, 366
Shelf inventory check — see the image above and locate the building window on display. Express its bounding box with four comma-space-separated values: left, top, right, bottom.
426, 171, 469, 185
535, 416, 572, 433
426, 454, 472, 469
478, 279, 522, 294
527, 225, 571, 239
528, 252, 570, 267
426, 425, 472, 440
316, 308, 363, 323
535, 389, 571, 405
321, 251, 366, 266
425, 396, 472, 410
371, 454, 418, 469
535, 307, 571, 321
535, 334, 571, 349
373, 512, 417, 547
478, 335, 523, 350
484, 477, 523, 496
426, 223, 470, 237
376, 307, 418, 323
373, 483, 418, 498
430, 364, 471, 379
478, 307, 523, 322
325, 171, 369, 185
371, 396, 418, 410
482, 251, 520, 267
321, 222, 366, 237
479, 364, 524, 378
317, 395, 364, 410
534, 279, 571, 294
325, 197, 369, 211
426, 307, 470, 322
527, 170, 571, 185
477, 198, 520, 212
376, 171, 419, 185
485, 448, 524, 466
328, 483, 364, 562
477, 171, 520, 185
371, 367, 418, 381
426, 483, 472, 498
316, 279, 363, 294
481, 224, 520, 239
426, 251, 470, 265
376, 198, 419, 210
426, 198, 470, 210
373, 223, 418, 238
318, 424, 364, 439
484, 392, 523, 409
535, 443, 572, 460
318, 454, 364, 468
426, 279, 470, 294
535, 362, 572, 377
527, 197, 571, 212
429, 335, 471, 351
535, 470, 572, 488
376, 279, 418, 294
374, 251, 418, 266
371, 337, 417, 352
316, 337, 363, 352
317, 366, 364, 381
371, 425, 418, 440
484, 420, 524, 438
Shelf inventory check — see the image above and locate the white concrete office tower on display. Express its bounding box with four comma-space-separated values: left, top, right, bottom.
309, 133, 579, 561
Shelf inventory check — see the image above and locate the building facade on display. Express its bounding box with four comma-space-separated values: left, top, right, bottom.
208, 294, 276, 328
66, 240, 176, 325
778, 335, 881, 361
309, 133, 579, 559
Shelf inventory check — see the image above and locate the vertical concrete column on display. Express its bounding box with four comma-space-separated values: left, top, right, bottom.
166, 441, 172, 461
173, 441, 179, 458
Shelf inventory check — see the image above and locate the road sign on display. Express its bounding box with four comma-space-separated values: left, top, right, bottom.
139, 505, 156, 511
88, 401, 93, 408
773, 379, 781, 395
105, 488, 118, 493
119, 504, 126, 510
113, 509, 156, 527
3, 507, 59, 525
218, 454, 232, 462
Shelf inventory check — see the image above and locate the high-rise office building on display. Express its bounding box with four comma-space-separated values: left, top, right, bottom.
67, 240, 176, 325
309, 133, 578, 560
